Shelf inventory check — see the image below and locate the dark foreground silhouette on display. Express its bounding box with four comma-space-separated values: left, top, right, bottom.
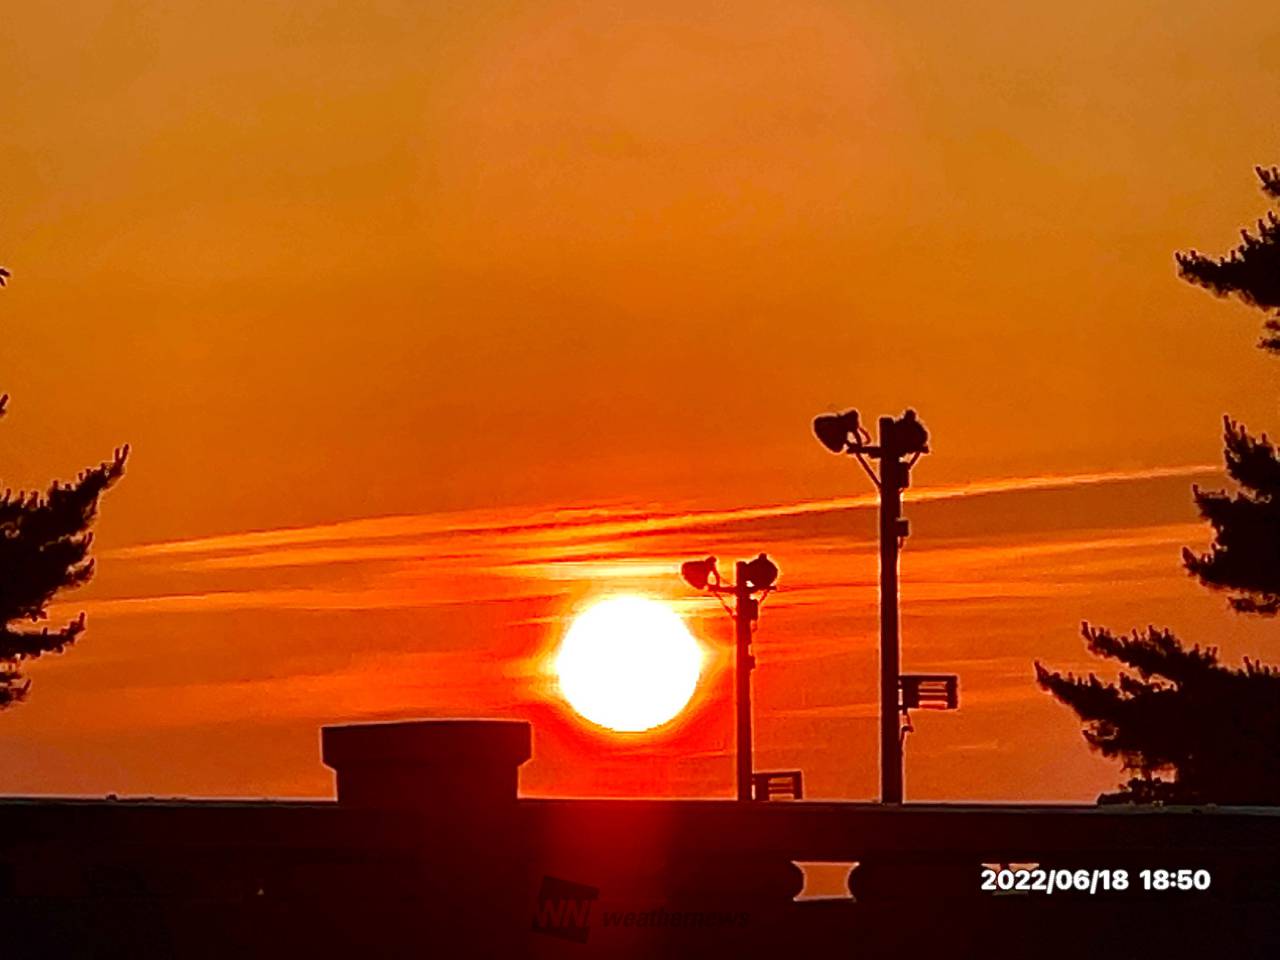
0, 719, 1277, 959
1039, 164, 1280, 805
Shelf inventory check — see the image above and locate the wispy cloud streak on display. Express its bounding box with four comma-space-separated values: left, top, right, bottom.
107, 462, 1216, 572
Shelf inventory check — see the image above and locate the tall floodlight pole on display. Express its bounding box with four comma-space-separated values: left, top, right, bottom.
813, 408, 930, 805
876, 417, 907, 805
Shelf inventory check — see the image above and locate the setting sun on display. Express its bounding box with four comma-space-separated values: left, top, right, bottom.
555, 596, 703, 732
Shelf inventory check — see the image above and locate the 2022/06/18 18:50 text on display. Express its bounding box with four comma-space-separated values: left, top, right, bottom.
980, 868, 1212, 895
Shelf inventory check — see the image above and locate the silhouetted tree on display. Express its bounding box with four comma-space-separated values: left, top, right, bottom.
1177, 165, 1280, 353
1037, 165, 1280, 803
1175, 166, 1280, 613
0, 268, 127, 707
1182, 418, 1280, 614
1035, 627, 1280, 804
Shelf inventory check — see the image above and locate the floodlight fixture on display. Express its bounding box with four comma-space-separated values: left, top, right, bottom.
889, 408, 930, 456
812, 409, 864, 454
680, 557, 719, 591
742, 553, 778, 591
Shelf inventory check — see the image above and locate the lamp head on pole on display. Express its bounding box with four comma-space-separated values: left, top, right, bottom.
741, 553, 779, 591
680, 557, 720, 591
889, 408, 930, 455
812, 409, 864, 454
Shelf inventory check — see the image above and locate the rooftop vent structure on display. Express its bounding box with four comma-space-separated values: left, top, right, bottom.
321, 719, 531, 811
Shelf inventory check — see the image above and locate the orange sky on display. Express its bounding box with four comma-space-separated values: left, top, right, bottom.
0, 1, 1278, 801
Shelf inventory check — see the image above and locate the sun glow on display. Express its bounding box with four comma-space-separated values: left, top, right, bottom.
555, 596, 703, 732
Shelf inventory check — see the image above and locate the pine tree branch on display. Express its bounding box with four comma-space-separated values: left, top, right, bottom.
1175, 166, 1280, 354
1220, 417, 1280, 494
0, 266, 127, 708
1180, 418, 1280, 613
0, 614, 85, 661
0, 442, 127, 708
1259, 165, 1280, 201
0, 669, 30, 710
1039, 623, 1280, 804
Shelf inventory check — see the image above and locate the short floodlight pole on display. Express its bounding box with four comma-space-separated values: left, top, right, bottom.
680, 553, 777, 802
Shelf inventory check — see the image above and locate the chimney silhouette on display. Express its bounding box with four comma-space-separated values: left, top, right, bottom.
321, 719, 531, 810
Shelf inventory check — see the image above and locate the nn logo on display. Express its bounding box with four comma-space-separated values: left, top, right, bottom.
532, 875, 599, 944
